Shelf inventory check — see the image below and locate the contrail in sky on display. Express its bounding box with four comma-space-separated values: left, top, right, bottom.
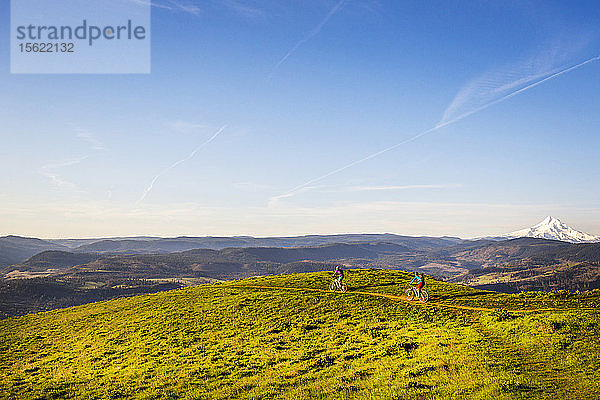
139, 125, 227, 202
436, 54, 600, 129
270, 54, 600, 204
269, 0, 348, 79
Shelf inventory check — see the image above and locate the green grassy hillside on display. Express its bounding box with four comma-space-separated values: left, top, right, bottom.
1, 269, 600, 399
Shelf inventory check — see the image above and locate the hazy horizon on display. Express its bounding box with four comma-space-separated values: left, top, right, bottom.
4, 214, 598, 241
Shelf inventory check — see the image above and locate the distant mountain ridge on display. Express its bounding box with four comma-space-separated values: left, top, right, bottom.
3, 217, 597, 268
0, 234, 462, 267
498, 216, 600, 243
48, 234, 463, 254
6, 237, 600, 283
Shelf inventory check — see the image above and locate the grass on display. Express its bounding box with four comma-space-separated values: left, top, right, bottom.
1, 269, 599, 399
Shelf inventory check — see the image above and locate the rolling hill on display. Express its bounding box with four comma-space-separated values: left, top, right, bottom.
4, 251, 102, 276
443, 238, 600, 292
3, 242, 411, 281
1, 243, 404, 318
0, 236, 67, 268
0, 233, 461, 267
1, 270, 599, 399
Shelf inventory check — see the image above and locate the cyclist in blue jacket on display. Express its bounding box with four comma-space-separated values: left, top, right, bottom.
410, 273, 425, 298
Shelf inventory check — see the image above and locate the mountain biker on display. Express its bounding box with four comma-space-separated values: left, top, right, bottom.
334, 265, 344, 287
410, 272, 425, 298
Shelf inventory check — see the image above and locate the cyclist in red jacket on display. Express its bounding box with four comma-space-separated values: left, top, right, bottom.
334, 265, 344, 286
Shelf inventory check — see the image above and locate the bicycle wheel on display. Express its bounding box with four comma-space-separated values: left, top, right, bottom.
419, 290, 429, 303
330, 281, 336, 291
341, 283, 347, 292
405, 287, 415, 301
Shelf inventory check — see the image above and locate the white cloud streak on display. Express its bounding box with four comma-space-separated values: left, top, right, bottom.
40, 156, 88, 189
268, 183, 462, 207
130, 0, 201, 15
139, 125, 227, 202
221, 0, 265, 20
268, 186, 319, 207
39, 126, 105, 191
270, 53, 600, 204
130, 0, 265, 18
344, 184, 463, 192
76, 129, 105, 150
269, 0, 348, 79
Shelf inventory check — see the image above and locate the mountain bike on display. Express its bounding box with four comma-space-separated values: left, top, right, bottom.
330, 278, 347, 292
405, 285, 428, 303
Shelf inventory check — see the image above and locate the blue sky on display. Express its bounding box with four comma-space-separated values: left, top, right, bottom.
1, 0, 599, 238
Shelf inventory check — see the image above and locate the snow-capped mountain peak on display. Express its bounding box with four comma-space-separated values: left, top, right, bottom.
503, 216, 600, 243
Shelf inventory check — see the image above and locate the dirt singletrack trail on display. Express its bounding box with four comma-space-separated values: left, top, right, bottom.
228, 284, 597, 313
